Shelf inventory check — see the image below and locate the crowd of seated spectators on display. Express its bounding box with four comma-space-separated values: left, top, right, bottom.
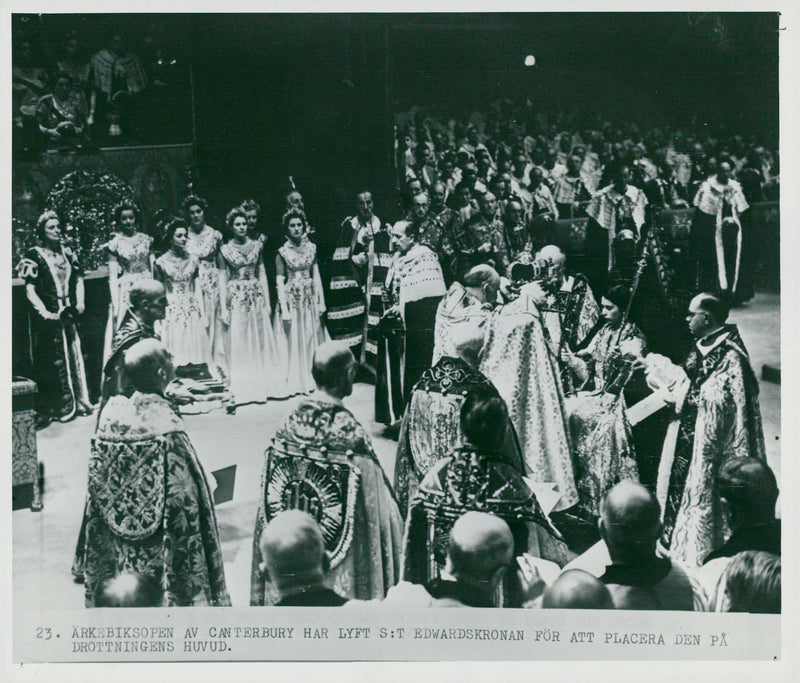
13, 22, 187, 156
259, 460, 780, 613
395, 100, 779, 224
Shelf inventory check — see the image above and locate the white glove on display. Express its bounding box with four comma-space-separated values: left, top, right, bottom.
276, 275, 291, 321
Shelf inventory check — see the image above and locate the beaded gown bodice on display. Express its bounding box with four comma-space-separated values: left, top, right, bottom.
109, 233, 152, 275
221, 240, 261, 281
156, 252, 198, 295
186, 226, 222, 292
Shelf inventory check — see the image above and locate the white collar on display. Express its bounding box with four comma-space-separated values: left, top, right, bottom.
696, 329, 730, 356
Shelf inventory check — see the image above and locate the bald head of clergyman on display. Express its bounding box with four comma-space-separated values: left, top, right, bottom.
536, 244, 567, 278
599, 480, 662, 564
445, 511, 514, 604
123, 339, 175, 395
541, 569, 615, 609
311, 341, 357, 399
128, 278, 168, 328
93, 572, 164, 608
258, 510, 328, 597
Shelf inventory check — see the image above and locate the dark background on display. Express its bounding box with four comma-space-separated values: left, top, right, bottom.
14, 12, 780, 397
22, 12, 780, 252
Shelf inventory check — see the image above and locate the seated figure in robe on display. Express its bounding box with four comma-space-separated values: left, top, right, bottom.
403, 391, 571, 607
393, 323, 525, 520
560, 285, 645, 521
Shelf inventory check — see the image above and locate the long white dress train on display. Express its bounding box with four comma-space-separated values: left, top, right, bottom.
186, 225, 223, 368
274, 239, 329, 395
155, 252, 214, 369
219, 239, 287, 403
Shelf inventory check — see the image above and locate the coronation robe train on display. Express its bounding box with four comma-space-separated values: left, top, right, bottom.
402, 443, 569, 607
250, 396, 404, 604
82, 391, 230, 607
393, 356, 525, 519
72, 308, 159, 581
652, 325, 766, 567
478, 288, 578, 511
327, 214, 392, 375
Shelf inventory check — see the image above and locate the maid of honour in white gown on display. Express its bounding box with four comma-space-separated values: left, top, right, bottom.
274, 208, 329, 395
154, 218, 214, 370
217, 207, 287, 403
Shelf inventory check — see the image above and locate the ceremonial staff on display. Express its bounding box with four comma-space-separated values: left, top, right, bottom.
602, 231, 651, 395
614, 227, 651, 347
556, 298, 576, 397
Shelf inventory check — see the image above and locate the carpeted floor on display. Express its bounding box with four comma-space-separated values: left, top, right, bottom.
12, 293, 781, 609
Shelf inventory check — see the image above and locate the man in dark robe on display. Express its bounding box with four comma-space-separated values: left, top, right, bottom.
495, 199, 532, 276
527, 166, 559, 250
327, 191, 392, 376
689, 160, 750, 301
375, 220, 447, 424
450, 191, 505, 280
584, 163, 648, 297
551, 153, 592, 219
425, 182, 458, 284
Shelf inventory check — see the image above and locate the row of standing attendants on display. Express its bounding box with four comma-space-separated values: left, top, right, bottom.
104, 211, 328, 406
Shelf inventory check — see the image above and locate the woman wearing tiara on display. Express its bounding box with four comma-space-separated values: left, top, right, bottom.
217, 207, 286, 404
102, 201, 153, 363
182, 194, 223, 365
19, 210, 92, 425
274, 208, 329, 395
153, 217, 214, 370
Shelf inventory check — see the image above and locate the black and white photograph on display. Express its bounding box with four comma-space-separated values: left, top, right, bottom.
6, 5, 789, 672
